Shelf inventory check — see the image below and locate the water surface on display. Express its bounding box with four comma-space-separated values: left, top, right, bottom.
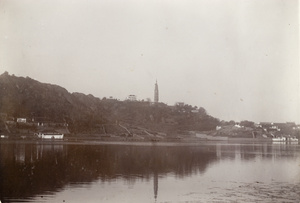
0, 141, 299, 202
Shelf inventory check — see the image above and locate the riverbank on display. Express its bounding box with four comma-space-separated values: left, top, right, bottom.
1, 135, 298, 145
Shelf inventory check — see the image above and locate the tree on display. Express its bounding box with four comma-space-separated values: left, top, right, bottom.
240, 120, 254, 128
198, 107, 207, 115
228, 120, 235, 125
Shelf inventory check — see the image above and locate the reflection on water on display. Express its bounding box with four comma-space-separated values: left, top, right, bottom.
0, 141, 299, 202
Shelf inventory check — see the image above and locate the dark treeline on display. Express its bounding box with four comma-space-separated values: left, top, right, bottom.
0, 72, 220, 135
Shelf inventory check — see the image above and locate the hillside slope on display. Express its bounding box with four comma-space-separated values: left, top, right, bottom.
0, 72, 220, 136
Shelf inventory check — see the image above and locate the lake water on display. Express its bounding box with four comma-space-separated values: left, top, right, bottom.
0, 141, 299, 202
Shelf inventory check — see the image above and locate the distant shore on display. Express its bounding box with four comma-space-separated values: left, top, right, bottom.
2, 135, 298, 145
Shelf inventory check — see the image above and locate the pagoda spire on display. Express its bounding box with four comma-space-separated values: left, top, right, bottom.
154, 80, 159, 103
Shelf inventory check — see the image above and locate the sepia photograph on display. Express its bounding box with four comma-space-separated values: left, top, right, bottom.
0, 0, 299, 202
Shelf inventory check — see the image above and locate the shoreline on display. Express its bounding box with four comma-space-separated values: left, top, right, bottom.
1, 136, 298, 145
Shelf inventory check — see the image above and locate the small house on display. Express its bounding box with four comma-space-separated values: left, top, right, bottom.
17, 118, 27, 123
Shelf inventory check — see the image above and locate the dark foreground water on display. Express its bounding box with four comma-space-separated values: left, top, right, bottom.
0, 141, 299, 203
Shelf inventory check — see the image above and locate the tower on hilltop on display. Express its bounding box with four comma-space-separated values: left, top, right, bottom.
154, 80, 159, 103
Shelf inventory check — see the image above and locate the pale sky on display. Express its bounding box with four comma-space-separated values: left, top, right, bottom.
0, 0, 299, 123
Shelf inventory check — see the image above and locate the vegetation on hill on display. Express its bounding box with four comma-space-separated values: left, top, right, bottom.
0, 72, 220, 136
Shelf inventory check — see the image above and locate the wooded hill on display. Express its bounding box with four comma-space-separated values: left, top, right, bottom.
0, 72, 220, 136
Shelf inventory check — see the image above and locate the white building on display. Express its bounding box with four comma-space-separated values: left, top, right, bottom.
37, 132, 64, 139
127, 95, 137, 101
17, 118, 26, 123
